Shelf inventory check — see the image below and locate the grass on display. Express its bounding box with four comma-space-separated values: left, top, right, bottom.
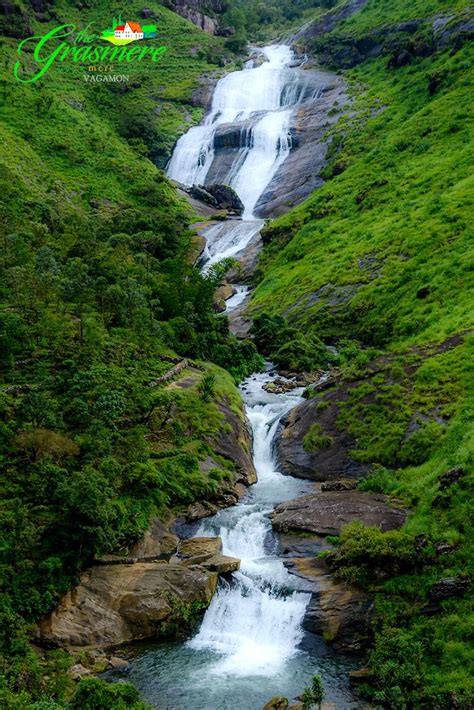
252, 44, 473, 352
303, 422, 335, 451
249, 4, 473, 704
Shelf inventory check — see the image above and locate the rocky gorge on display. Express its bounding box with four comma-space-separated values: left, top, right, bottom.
31, 35, 411, 709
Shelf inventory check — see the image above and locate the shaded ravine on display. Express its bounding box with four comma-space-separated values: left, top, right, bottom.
125, 45, 360, 708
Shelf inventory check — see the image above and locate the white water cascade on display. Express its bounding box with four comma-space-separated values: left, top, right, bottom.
166, 43, 315, 684
188, 368, 313, 677
125, 43, 359, 710
167, 44, 303, 219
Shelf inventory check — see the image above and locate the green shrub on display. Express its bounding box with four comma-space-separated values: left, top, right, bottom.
69, 678, 149, 710
330, 522, 420, 586
198, 373, 216, 402
303, 423, 335, 452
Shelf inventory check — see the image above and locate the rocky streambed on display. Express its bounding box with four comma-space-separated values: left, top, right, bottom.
33, 42, 406, 709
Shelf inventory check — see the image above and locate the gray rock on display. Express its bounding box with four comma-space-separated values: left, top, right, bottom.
276, 395, 368, 482
68, 663, 92, 680
271, 491, 407, 536
109, 656, 129, 669
321, 479, 358, 492
206, 183, 244, 214
428, 576, 470, 601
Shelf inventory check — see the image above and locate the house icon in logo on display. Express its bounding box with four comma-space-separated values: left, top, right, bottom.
114, 21, 144, 41
101, 17, 157, 44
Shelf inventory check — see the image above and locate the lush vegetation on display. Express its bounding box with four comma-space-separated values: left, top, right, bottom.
0, 1, 262, 706
1, 0, 473, 706
250, 1, 473, 705
216, 0, 337, 49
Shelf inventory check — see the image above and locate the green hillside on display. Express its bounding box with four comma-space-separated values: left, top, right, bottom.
0, 3, 260, 707
250, 3, 474, 706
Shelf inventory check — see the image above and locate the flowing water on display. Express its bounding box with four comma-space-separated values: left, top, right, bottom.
167, 44, 304, 219
125, 369, 358, 709
121, 44, 359, 708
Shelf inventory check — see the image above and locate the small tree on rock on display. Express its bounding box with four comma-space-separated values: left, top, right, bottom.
302, 674, 324, 710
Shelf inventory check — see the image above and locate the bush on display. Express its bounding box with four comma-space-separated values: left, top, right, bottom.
329, 522, 420, 586
198, 373, 216, 402
303, 423, 334, 452
69, 677, 149, 709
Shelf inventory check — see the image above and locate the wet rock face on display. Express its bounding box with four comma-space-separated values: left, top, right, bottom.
276, 395, 368, 482
36, 526, 241, 649
212, 397, 257, 487
290, 556, 374, 652
197, 66, 348, 219
255, 71, 348, 218
271, 491, 407, 536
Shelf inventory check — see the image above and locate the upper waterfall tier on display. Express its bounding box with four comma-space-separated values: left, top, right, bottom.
167, 45, 306, 219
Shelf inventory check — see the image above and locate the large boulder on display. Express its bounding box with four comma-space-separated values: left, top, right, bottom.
37, 561, 217, 648
177, 536, 222, 562
271, 491, 407, 536
286, 556, 373, 651
276, 395, 369, 481
177, 536, 240, 573
205, 183, 245, 214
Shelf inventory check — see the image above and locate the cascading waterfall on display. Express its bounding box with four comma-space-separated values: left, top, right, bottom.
123, 44, 360, 710
188, 369, 313, 677
167, 41, 314, 691
167, 44, 304, 220
200, 220, 263, 272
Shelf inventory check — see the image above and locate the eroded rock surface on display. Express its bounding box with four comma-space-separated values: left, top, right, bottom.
213, 396, 257, 487
285, 556, 373, 651
37, 561, 217, 648
255, 71, 348, 217
38, 530, 242, 649
271, 491, 407, 536
276, 394, 369, 481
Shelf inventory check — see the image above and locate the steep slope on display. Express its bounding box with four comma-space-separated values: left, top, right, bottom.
248, 2, 474, 707
0, 3, 261, 708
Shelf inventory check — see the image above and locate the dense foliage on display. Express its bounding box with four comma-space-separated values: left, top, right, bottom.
251, 1, 474, 705
1, 0, 473, 706
0, 2, 261, 706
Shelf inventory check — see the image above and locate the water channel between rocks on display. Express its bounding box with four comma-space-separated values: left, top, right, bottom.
120, 44, 360, 709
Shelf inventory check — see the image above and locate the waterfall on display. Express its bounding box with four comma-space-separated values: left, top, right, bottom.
188, 368, 313, 678
124, 43, 361, 710
167, 44, 304, 219
161, 42, 314, 694
200, 220, 263, 271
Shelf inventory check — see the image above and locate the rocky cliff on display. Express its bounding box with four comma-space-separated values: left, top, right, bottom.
37, 535, 239, 648
161, 0, 225, 33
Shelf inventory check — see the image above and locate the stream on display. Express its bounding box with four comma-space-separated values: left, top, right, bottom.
125, 45, 359, 708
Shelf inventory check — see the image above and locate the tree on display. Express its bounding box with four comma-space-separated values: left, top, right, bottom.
302, 674, 324, 710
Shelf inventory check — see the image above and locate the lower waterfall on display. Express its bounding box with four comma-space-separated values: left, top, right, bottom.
124, 369, 358, 709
